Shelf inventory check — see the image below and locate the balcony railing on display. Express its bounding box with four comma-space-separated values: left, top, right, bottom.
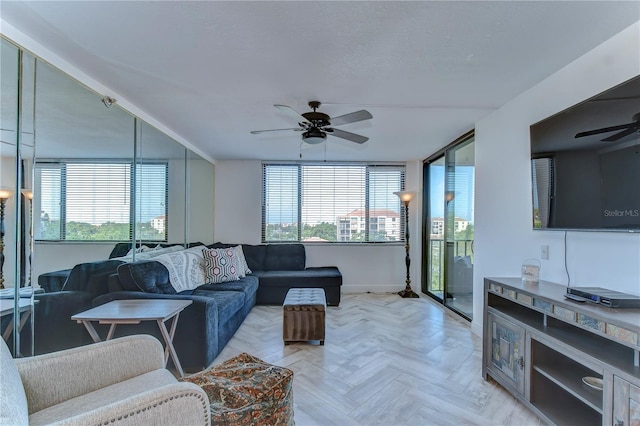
427, 238, 474, 293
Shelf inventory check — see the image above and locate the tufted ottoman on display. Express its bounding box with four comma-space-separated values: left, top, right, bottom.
181, 352, 294, 425
283, 288, 326, 345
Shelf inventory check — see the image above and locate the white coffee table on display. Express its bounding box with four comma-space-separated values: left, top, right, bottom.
72, 299, 192, 377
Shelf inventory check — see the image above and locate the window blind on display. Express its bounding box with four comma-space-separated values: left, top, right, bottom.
35, 161, 168, 241
135, 163, 168, 240
263, 165, 299, 241
262, 162, 405, 243
532, 157, 554, 228
34, 165, 61, 240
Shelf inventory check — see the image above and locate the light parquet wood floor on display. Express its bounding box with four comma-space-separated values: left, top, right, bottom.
215, 293, 541, 426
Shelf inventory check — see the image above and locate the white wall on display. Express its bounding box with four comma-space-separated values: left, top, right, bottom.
188, 159, 215, 245
473, 22, 640, 333
214, 160, 423, 293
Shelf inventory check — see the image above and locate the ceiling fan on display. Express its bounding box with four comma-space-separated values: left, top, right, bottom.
250, 101, 372, 144
575, 112, 640, 142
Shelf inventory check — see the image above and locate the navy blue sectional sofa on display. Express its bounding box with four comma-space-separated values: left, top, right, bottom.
208, 242, 342, 306
33, 243, 342, 371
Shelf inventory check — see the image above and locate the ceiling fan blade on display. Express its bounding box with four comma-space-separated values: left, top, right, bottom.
601, 125, 640, 142
575, 123, 632, 138
330, 110, 373, 126
250, 127, 302, 134
329, 128, 369, 144
274, 105, 311, 124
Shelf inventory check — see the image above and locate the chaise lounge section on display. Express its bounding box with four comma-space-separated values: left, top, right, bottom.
209, 242, 342, 306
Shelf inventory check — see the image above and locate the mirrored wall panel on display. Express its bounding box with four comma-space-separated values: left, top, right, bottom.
1, 35, 215, 357
32, 58, 136, 279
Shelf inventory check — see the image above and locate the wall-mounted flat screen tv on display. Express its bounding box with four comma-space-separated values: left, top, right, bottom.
530, 75, 640, 232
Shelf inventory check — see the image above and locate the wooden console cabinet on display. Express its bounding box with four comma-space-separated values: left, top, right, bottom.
483, 277, 640, 426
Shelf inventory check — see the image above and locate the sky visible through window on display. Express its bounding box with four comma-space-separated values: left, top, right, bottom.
430, 165, 475, 221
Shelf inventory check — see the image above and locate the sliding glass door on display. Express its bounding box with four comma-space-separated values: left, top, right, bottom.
423, 132, 475, 320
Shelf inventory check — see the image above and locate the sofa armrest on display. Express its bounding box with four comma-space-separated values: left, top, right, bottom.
33, 291, 95, 354
16, 335, 165, 414
32, 382, 211, 426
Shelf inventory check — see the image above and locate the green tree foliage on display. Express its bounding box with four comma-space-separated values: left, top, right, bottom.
533, 208, 542, 228
350, 230, 392, 242
301, 222, 337, 241
38, 220, 163, 241
136, 222, 163, 240
455, 223, 474, 241
265, 224, 298, 241
40, 219, 61, 240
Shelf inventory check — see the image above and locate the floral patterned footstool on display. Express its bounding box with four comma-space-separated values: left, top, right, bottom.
181, 352, 294, 425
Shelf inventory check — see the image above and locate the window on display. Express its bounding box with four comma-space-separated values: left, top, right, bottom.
35, 161, 168, 241
262, 162, 405, 243
532, 157, 554, 229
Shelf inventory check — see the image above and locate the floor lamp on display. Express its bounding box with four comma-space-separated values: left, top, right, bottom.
0, 188, 15, 289
21, 189, 33, 286
394, 190, 419, 298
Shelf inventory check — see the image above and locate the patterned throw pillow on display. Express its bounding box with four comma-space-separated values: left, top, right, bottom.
202, 248, 240, 284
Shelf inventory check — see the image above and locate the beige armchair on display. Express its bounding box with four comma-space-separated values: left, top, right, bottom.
1, 335, 210, 425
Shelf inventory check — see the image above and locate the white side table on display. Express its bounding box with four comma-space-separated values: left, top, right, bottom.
72, 299, 192, 377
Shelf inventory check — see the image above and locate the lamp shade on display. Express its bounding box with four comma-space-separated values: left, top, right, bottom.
394, 190, 415, 203
0, 188, 14, 200
445, 191, 455, 202
21, 189, 33, 200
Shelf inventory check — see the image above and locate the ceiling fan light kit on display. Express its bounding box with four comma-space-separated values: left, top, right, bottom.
302, 127, 327, 144
251, 101, 372, 145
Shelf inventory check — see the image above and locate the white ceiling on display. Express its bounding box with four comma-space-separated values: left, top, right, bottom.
2, 1, 639, 162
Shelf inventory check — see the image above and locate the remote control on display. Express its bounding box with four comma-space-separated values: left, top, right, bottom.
564, 293, 588, 303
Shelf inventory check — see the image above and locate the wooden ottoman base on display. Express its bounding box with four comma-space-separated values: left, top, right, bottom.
181, 352, 294, 425
283, 288, 326, 345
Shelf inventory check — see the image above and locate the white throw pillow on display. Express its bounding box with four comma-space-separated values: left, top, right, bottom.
233, 245, 252, 277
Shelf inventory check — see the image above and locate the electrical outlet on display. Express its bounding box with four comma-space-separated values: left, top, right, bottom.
541, 245, 549, 260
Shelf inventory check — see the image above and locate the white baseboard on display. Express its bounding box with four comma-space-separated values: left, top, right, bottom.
341, 285, 416, 294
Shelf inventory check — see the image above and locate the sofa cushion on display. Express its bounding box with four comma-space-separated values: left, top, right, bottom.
0, 339, 29, 425
62, 260, 125, 296
196, 275, 259, 304
264, 244, 305, 271
117, 261, 177, 294
192, 290, 246, 326
257, 268, 341, 288
240, 244, 266, 271
254, 267, 343, 306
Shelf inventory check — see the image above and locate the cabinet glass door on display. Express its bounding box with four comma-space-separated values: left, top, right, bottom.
614, 376, 640, 426
487, 312, 526, 396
